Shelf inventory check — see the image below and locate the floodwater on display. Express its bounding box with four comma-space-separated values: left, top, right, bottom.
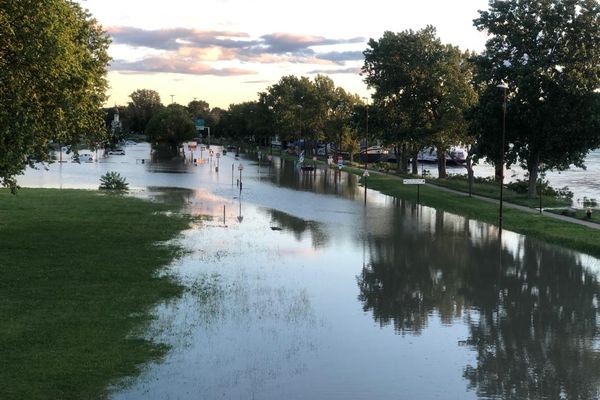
17, 144, 600, 399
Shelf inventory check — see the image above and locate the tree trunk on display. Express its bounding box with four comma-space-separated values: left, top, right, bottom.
411, 150, 418, 175
437, 149, 447, 179
400, 143, 408, 174
494, 163, 503, 183
465, 156, 474, 197
527, 152, 540, 198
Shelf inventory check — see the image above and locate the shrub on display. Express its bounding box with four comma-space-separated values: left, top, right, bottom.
583, 197, 598, 207
99, 171, 129, 191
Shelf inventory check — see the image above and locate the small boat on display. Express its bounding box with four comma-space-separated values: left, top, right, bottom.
417, 146, 467, 164
357, 146, 388, 163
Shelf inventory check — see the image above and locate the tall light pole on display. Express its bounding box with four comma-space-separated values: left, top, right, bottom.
362, 97, 369, 170
170, 94, 174, 104
497, 82, 508, 235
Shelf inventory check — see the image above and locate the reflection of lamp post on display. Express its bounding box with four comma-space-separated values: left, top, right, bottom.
363, 169, 370, 206
362, 97, 369, 169
497, 82, 508, 235
238, 163, 244, 190
237, 195, 243, 223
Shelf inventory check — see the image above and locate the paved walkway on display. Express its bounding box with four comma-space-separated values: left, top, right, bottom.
426, 183, 600, 229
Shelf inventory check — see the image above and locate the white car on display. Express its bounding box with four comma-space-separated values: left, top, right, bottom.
124, 140, 137, 146
107, 148, 125, 155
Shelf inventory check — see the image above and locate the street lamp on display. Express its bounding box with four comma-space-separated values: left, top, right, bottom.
497, 82, 508, 235
362, 97, 369, 169
363, 169, 370, 206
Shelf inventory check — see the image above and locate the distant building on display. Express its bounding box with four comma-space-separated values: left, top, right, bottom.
110, 106, 122, 133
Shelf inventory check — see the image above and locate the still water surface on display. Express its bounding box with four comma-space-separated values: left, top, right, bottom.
17, 145, 600, 399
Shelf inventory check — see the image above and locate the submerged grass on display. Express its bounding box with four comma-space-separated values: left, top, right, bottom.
0, 188, 191, 400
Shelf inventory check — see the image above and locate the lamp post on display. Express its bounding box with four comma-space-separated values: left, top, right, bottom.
539, 163, 545, 214
363, 169, 370, 206
362, 97, 369, 169
497, 82, 508, 235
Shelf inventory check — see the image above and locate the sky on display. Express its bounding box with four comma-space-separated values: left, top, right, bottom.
76, 0, 491, 109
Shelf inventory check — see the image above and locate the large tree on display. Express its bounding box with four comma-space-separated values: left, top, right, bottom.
362, 26, 477, 176
473, 0, 600, 197
126, 89, 163, 134
145, 105, 196, 155
0, 0, 110, 191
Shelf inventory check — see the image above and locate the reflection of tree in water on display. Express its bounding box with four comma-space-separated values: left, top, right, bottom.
463, 238, 600, 400
267, 209, 329, 248
358, 201, 484, 333
268, 159, 359, 200
358, 200, 600, 398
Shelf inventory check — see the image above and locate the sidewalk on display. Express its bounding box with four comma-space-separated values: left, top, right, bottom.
428, 182, 600, 230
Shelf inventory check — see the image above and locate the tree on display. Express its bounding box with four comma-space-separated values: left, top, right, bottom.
473, 0, 600, 197
0, 0, 110, 191
362, 27, 477, 176
126, 89, 163, 134
145, 105, 196, 155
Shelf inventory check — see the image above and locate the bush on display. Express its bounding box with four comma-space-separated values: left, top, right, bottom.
99, 171, 129, 191
582, 197, 598, 207
505, 179, 573, 200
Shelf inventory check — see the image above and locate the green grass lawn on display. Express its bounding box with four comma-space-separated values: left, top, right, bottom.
0, 189, 191, 400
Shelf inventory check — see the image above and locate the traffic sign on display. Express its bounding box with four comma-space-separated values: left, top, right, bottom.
403, 179, 425, 185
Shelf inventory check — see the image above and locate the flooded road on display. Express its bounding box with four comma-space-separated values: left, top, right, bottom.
17, 145, 600, 399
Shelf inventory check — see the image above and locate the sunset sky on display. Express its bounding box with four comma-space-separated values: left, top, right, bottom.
76, 0, 491, 109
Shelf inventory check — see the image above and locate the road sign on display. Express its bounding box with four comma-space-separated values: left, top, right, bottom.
195, 119, 204, 130
403, 179, 425, 185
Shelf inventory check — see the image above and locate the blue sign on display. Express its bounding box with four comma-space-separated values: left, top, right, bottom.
195, 119, 204, 130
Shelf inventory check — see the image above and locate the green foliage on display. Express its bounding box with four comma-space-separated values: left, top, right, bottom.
126, 89, 164, 134
582, 197, 598, 208
145, 105, 196, 154
362, 26, 477, 175
0, 0, 111, 192
0, 188, 190, 399
99, 171, 129, 191
505, 179, 573, 200
472, 0, 600, 196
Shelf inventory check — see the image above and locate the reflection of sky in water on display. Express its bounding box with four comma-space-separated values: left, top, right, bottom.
15, 143, 600, 399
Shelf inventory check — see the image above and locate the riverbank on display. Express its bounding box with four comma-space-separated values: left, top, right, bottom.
246, 148, 600, 257
0, 189, 191, 400
345, 166, 600, 257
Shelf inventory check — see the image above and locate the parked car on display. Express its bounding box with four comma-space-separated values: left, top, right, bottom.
75, 152, 94, 163
124, 140, 137, 146
107, 148, 125, 155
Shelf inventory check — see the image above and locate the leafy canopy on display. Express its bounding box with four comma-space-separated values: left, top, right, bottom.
0, 0, 111, 191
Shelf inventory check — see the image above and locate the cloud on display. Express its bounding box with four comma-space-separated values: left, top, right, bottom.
307, 67, 362, 75
243, 79, 273, 84
111, 58, 257, 76
316, 51, 364, 64
106, 27, 366, 75
258, 33, 364, 54
108, 27, 255, 50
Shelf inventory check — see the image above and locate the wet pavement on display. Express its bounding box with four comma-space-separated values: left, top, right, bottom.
17, 144, 600, 399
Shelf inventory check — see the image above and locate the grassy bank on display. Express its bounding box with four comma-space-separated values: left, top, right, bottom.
0, 189, 191, 400
344, 167, 600, 258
